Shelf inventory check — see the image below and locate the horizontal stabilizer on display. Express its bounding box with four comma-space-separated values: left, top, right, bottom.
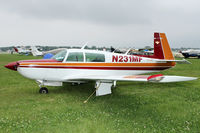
155, 59, 191, 64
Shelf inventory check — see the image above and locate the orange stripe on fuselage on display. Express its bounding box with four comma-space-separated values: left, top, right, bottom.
20, 62, 176, 67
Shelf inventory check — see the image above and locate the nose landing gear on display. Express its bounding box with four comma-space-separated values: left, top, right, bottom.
36, 80, 63, 94
36, 80, 49, 94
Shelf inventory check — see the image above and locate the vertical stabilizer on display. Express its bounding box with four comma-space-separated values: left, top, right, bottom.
31, 46, 43, 56
13, 47, 19, 53
154, 33, 174, 60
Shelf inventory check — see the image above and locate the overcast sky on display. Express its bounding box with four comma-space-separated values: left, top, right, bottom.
0, 0, 199, 48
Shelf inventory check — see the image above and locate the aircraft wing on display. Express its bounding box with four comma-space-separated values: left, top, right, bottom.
43, 48, 66, 55
65, 74, 197, 83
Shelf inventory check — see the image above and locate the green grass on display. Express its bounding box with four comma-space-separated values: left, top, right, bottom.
0, 54, 200, 133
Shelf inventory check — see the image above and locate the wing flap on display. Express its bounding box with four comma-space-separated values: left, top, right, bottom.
158, 76, 197, 83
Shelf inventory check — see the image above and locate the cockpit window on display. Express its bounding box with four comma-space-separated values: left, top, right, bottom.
66, 52, 84, 62
51, 50, 67, 62
85, 53, 105, 62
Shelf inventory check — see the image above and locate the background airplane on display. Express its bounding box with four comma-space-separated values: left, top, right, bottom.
13, 46, 31, 55
30, 46, 43, 56
181, 49, 200, 58
30, 46, 66, 58
5, 33, 197, 97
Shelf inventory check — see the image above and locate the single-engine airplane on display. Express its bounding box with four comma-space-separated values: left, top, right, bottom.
5, 33, 197, 96
31, 46, 66, 57
13, 46, 31, 55
181, 49, 200, 58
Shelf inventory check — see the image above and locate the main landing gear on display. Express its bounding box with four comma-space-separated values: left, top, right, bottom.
39, 87, 49, 94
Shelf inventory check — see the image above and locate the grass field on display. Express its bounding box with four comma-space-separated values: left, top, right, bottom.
0, 54, 200, 133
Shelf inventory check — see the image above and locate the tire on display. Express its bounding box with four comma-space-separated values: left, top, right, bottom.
182, 53, 189, 58
71, 82, 81, 86
39, 87, 48, 94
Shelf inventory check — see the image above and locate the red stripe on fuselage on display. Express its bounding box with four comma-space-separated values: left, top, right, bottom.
19, 65, 171, 70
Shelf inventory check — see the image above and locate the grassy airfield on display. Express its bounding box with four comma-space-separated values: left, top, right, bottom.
0, 54, 200, 133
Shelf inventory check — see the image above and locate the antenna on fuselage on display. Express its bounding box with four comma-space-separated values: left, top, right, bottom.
81, 42, 88, 49
125, 48, 131, 55
112, 47, 118, 53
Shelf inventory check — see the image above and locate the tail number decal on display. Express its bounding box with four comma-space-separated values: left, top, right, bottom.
112, 55, 142, 62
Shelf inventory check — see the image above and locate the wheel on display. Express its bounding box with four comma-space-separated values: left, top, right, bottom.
39, 87, 48, 94
71, 82, 77, 86
71, 82, 81, 86
182, 53, 189, 58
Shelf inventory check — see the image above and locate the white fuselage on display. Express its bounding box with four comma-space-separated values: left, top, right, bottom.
17, 49, 174, 82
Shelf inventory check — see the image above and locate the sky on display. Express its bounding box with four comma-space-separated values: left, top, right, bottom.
0, 0, 199, 48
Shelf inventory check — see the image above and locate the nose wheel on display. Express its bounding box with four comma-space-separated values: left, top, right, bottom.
39, 87, 49, 94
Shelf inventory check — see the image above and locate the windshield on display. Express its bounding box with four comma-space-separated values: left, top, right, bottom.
51, 50, 67, 62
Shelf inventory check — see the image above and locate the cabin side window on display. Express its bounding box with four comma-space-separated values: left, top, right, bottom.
85, 53, 105, 62
66, 52, 84, 62
51, 50, 67, 62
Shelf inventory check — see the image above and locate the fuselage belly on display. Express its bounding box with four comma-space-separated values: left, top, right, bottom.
18, 67, 161, 81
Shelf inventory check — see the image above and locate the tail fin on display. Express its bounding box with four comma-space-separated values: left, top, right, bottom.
31, 46, 43, 56
154, 33, 174, 60
13, 47, 19, 53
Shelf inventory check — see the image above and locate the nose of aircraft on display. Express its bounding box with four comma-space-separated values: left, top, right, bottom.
4, 62, 19, 71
